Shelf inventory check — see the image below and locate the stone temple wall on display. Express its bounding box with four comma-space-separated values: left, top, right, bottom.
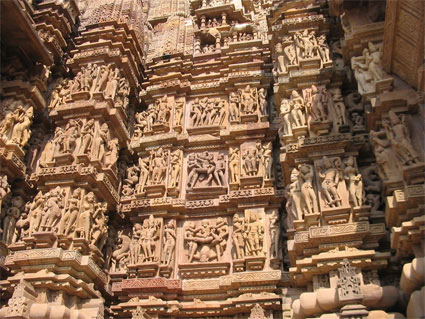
0, 0, 423, 318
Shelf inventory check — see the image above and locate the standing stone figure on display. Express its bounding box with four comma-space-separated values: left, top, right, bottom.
343, 156, 363, 208
285, 168, 303, 229
383, 110, 420, 166
269, 211, 280, 258
244, 212, 264, 257
318, 156, 343, 208
162, 220, 176, 266
232, 214, 245, 259
229, 147, 240, 183
299, 164, 319, 214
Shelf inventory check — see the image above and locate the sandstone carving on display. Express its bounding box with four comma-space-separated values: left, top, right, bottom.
0, 1, 422, 318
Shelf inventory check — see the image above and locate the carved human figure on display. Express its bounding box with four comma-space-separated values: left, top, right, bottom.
104, 66, 120, 100
280, 99, 292, 136
2, 196, 23, 244
39, 187, 64, 232
92, 123, 109, 162
174, 98, 184, 126
187, 152, 219, 188
212, 217, 228, 261
351, 43, 387, 93
275, 43, 286, 73
366, 42, 386, 81
112, 230, 131, 271
150, 148, 167, 185
383, 111, 420, 166
134, 158, 148, 194
141, 215, 160, 263
258, 88, 267, 116
308, 85, 327, 122
156, 95, 170, 124
262, 142, 273, 180
329, 88, 347, 126
184, 221, 198, 263
0, 175, 11, 220
28, 191, 44, 236
95, 65, 110, 93
299, 164, 319, 214
78, 119, 95, 155
74, 192, 95, 240
318, 156, 342, 207
91, 202, 108, 250
285, 168, 303, 229
162, 220, 176, 266
242, 145, 260, 177
12, 202, 30, 243
343, 156, 363, 208
63, 119, 81, 154
104, 138, 119, 169
295, 30, 317, 59
104, 226, 116, 270
190, 98, 202, 127
49, 85, 61, 111
0, 105, 24, 140
317, 34, 330, 64
290, 91, 306, 127
212, 154, 226, 186
240, 85, 257, 115
229, 147, 240, 183
129, 223, 142, 264
10, 106, 34, 147
229, 92, 240, 121
58, 188, 82, 236
284, 43, 297, 66
232, 214, 244, 259
269, 211, 280, 258
351, 62, 373, 93
369, 130, 396, 179
244, 212, 264, 256
169, 150, 182, 188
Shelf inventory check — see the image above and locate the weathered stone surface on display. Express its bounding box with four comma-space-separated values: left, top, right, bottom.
0, 0, 423, 318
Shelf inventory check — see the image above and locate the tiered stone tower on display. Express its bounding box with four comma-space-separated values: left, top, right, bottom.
0, 0, 423, 318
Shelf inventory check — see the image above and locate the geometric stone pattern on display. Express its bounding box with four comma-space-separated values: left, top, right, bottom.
0, 0, 423, 318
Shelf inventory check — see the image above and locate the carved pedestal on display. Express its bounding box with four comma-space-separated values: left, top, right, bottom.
352, 205, 371, 222
32, 231, 57, 248
128, 262, 159, 278
304, 212, 321, 228
54, 153, 74, 166
187, 125, 221, 135
152, 123, 170, 134
270, 257, 281, 270
309, 120, 332, 136
402, 162, 425, 185
240, 114, 258, 123
299, 57, 321, 70
245, 256, 266, 271
186, 186, 227, 199
240, 176, 263, 189
159, 264, 173, 278
71, 91, 91, 101
179, 261, 230, 279
281, 134, 297, 145
145, 184, 166, 198
292, 126, 308, 139
321, 206, 351, 224
229, 182, 240, 191
109, 270, 128, 283
76, 154, 91, 165
233, 259, 245, 272
70, 237, 91, 255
